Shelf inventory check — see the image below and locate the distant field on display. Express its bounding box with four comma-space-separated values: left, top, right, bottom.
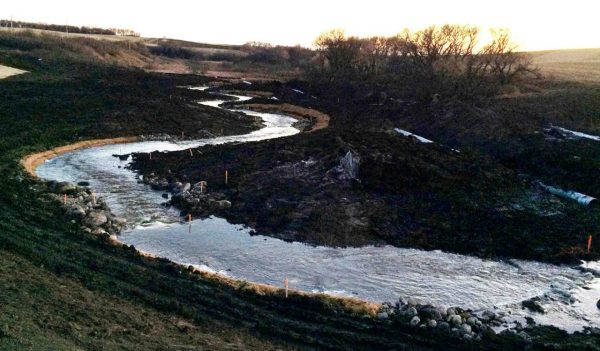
0, 27, 244, 52
530, 48, 600, 83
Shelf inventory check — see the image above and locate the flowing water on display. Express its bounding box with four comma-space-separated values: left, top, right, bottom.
37, 90, 600, 333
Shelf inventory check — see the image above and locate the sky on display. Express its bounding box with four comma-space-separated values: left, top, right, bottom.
2, 0, 600, 51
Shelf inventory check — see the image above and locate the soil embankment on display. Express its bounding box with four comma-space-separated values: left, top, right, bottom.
22, 137, 139, 176
233, 102, 330, 131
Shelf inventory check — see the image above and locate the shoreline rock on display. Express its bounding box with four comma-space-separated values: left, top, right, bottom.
49, 181, 126, 235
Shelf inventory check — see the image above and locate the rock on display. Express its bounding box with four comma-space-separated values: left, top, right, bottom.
597, 299, 600, 310
162, 193, 169, 199
405, 307, 418, 317
410, 316, 420, 326
329, 150, 360, 181
466, 316, 479, 326
55, 181, 77, 194
406, 298, 418, 306
192, 181, 208, 193
437, 307, 448, 319
437, 322, 450, 331
448, 315, 462, 326
427, 320, 437, 328
518, 331, 532, 342
92, 228, 107, 235
77, 181, 90, 187
447, 307, 457, 316
216, 200, 232, 210
377, 312, 388, 320
83, 211, 108, 227
419, 305, 442, 321
112, 217, 127, 230
182, 182, 191, 192
522, 298, 545, 313
463, 333, 473, 341
480, 310, 497, 322
460, 323, 472, 334
65, 205, 86, 218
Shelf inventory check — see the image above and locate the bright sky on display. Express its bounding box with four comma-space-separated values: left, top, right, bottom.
3, 0, 600, 51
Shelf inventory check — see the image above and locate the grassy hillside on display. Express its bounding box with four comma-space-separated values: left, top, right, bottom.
531, 48, 600, 83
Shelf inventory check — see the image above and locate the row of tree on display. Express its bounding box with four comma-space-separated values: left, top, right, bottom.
312, 25, 536, 101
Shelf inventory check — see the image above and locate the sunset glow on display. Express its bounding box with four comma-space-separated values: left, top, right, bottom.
3, 0, 599, 51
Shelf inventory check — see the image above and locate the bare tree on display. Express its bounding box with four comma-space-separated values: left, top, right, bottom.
312, 25, 536, 101
481, 28, 535, 84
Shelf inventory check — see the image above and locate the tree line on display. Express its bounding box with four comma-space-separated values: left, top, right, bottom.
0, 19, 139, 37
311, 25, 537, 102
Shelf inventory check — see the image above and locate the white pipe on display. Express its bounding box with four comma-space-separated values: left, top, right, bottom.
539, 183, 597, 207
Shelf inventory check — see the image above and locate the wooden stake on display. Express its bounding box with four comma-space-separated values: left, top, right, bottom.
181, 131, 184, 139
200, 182, 204, 193
587, 235, 593, 254
149, 152, 152, 160
63, 193, 67, 204
188, 214, 192, 233
284, 277, 289, 298
225, 170, 228, 185
92, 191, 96, 205
189, 148, 193, 157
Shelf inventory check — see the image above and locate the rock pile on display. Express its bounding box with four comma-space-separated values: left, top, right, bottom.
376, 298, 523, 342
47, 181, 126, 235
142, 175, 231, 216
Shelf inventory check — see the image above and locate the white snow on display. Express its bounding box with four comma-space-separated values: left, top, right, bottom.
394, 128, 434, 143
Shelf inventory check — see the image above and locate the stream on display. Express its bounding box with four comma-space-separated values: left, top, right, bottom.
36, 89, 600, 333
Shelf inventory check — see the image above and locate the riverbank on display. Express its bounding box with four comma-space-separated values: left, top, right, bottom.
21, 136, 139, 176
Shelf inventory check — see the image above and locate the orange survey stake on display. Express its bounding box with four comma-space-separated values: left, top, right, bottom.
587, 235, 593, 254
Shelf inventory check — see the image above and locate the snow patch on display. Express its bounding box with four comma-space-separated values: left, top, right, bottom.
394, 128, 434, 143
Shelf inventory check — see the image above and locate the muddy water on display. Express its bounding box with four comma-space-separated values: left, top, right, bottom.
36, 91, 600, 333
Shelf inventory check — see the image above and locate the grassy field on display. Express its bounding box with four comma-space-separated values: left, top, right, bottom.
531, 48, 600, 83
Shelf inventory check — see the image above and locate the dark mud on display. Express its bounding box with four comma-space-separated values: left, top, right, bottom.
130, 82, 600, 263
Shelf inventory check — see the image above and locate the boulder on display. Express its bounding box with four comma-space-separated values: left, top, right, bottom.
419, 305, 442, 321
597, 299, 600, 310
410, 316, 420, 327
447, 307, 457, 316
466, 317, 479, 326
65, 205, 86, 218
437, 322, 450, 331
216, 200, 232, 210
480, 310, 496, 322
448, 315, 462, 326
427, 319, 437, 328
55, 181, 77, 194
460, 323, 472, 334
522, 298, 545, 313
83, 211, 108, 227
377, 312, 388, 320
405, 307, 418, 317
